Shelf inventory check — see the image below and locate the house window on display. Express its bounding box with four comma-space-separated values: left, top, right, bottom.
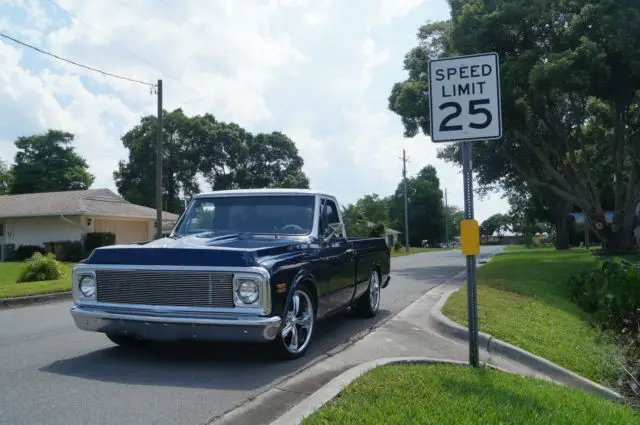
0, 224, 4, 237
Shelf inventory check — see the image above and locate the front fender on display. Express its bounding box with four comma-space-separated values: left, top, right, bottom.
280, 269, 317, 317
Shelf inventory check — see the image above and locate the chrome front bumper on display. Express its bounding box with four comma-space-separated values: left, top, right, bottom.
70, 304, 282, 343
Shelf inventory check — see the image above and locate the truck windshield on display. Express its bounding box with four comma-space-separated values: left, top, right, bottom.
174, 195, 316, 236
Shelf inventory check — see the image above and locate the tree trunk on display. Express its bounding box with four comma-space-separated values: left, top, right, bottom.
552, 202, 573, 250
602, 225, 635, 254
555, 216, 570, 250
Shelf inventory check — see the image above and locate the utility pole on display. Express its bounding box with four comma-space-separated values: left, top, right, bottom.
155, 79, 163, 239
445, 188, 449, 248
402, 149, 410, 253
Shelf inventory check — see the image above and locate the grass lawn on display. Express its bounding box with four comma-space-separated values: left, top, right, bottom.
391, 247, 454, 257
301, 363, 639, 425
503, 244, 555, 252
0, 262, 75, 299
441, 250, 621, 385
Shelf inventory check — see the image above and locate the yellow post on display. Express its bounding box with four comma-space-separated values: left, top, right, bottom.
460, 219, 480, 256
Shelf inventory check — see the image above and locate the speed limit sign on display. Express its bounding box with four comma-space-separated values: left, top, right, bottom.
428, 53, 502, 143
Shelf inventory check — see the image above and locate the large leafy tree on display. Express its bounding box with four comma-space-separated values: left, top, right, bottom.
115, 109, 310, 214
114, 109, 201, 214
197, 121, 309, 190
341, 194, 391, 237
354, 194, 389, 224
341, 204, 368, 237
388, 165, 445, 247
10, 130, 94, 194
0, 160, 11, 195
444, 204, 464, 240
389, 0, 640, 252
480, 213, 511, 238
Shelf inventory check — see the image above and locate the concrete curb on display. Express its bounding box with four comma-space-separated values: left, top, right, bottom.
0, 291, 72, 309
206, 283, 442, 425
267, 357, 528, 425
427, 283, 623, 401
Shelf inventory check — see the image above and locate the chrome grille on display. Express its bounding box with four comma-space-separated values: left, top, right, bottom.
95, 269, 234, 308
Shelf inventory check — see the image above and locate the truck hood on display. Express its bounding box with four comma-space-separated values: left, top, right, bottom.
84, 233, 308, 268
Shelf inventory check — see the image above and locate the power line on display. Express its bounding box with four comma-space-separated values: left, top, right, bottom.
46, 0, 162, 75
109, 0, 202, 97
0, 32, 155, 87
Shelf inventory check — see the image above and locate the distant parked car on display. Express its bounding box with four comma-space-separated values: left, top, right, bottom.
70, 189, 391, 360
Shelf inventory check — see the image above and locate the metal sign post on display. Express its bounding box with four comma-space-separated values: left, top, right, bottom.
428, 52, 502, 367
461, 141, 479, 366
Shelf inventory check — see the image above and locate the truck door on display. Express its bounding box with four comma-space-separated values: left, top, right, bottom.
319, 198, 355, 309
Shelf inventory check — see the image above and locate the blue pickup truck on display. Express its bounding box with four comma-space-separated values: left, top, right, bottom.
70, 189, 391, 360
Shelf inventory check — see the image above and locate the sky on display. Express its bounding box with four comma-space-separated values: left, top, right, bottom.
0, 0, 509, 223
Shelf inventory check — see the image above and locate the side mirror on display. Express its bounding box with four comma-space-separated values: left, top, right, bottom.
323, 222, 342, 242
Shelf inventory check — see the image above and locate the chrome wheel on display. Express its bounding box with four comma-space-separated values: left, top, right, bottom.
281, 289, 314, 354
352, 268, 381, 318
369, 270, 380, 312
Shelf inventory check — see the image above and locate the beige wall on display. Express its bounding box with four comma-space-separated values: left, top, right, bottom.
2, 216, 83, 247
0, 215, 159, 249
93, 217, 151, 244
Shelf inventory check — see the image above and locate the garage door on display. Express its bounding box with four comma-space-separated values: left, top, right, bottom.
94, 219, 149, 244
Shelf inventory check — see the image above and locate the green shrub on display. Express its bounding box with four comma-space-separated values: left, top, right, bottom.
17, 252, 66, 283
568, 259, 640, 403
12, 244, 46, 261
62, 241, 86, 262
84, 232, 116, 254
368, 223, 386, 237
568, 259, 640, 331
394, 239, 402, 252
43, 240, 87, 262
523, 232, 534, 248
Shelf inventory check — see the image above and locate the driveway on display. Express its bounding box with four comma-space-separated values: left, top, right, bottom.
0, 246, 503, 425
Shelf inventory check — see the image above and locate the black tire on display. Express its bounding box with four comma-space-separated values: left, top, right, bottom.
106, 333, 149, 348
352, 269, 381, 318
270, 285, 316, 360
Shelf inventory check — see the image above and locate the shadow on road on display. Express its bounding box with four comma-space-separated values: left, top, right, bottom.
39, 308, 392, 391
393, 265, 465, 281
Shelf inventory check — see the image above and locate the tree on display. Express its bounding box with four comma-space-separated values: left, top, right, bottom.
0, 160, 11, 195
354, 194, 389, 224
480, 214, 511, 238
114, 109, 310, 214
197, 122, 309, 190
114, 109, 201, 214
341, 204, 370, 237
10, 130, 94, 194
388, 165, 444, 247
389, 1, 640, 253
444, 205, 464, 240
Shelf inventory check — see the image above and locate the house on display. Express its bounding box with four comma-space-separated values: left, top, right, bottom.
363, 220, 400, 247
384, 227, 401, 247
0, 189, 179, 254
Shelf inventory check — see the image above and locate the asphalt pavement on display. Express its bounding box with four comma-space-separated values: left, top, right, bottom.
0, 246, 503, 425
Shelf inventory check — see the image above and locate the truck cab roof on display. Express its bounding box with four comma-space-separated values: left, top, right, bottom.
194, 188, 336, 199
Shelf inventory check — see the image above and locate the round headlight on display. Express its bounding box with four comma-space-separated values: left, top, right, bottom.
238, 280, 259, 304
79, 276, 96, 298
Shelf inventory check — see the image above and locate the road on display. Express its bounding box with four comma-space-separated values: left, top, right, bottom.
0, 247, 502, 425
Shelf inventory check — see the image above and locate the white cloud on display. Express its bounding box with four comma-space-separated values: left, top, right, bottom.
0, 0, 508, 222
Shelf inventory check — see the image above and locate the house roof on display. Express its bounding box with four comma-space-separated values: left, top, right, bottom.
0, 188, 180, 221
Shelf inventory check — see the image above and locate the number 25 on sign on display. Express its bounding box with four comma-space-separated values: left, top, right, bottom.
428, 52, 502, 143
